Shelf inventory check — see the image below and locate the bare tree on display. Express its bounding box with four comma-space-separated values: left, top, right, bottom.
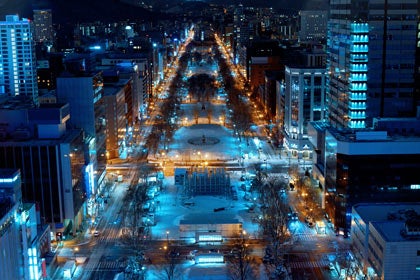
138, 163, 158, 184
257, 175, 293, 278
207, 106, 213, 124
288, 163, 300, 184
249, 164, 268, 193
156, 245, 183, 280
145, 129, 160, 157
193, 105, 200, 124
330, 247, 358, 280
227, 233, 258, 280
220, 109, 227, 126
124, 255, 146, 280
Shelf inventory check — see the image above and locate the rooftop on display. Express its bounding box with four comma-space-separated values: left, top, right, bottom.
0, 169, 19, 179
371, 221, 406, 242
0, 96, 37, 110
180, 213, 240, 225
354, 203, 420, 222
354, 203, 420, 242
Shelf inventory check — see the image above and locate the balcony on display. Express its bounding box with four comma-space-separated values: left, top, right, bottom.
350, 22, 369, 34
349, 83, 367, 91
349, 93, 366, 101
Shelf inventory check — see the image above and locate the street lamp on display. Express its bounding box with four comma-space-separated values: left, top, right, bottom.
301, 192, 308, 206
74, 247, 79, 263
166, 230, 170, 244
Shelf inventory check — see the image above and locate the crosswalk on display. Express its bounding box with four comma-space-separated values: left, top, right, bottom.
95, 235, 120, 243
294, 233, 318, 242
293, 233, 336, 244
84, 260, 128, 271
288, 260, 329, 269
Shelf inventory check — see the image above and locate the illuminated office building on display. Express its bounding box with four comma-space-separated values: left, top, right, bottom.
309, 0, 420, 236
33, 9, 53, 44
0, 15, 38, 106
283, 66, 327, 159
56, 72, 107, 198
0, 169, 23, 279
352, 203, 420, 279
326, 0, 418, 129
0, 169, 51, 280
299, 10, 328, 42
0, 103, 87, 236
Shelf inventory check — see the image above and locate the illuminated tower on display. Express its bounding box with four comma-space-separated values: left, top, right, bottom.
299, 10, 328, 41
0, 15, 38, 106
33, 9, 54, 44
326, 0, 418, 129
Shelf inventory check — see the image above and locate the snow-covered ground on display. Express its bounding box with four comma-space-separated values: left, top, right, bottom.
145, 122, 266, 279
168, 124, 240, 162
150, 177, 260, 241
142, 47, 285, 279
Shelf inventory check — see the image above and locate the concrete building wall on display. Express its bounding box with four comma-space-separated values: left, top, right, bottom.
179, 223, 242, 239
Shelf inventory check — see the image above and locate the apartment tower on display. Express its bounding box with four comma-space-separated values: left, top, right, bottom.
0, 15, 38, 106
33, 9, 54, 44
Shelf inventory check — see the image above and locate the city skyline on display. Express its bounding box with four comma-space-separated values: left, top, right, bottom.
0, 1, 419, 279
1, 0, 329, 23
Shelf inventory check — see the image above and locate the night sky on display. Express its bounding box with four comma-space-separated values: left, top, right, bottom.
1, 0, 329, 23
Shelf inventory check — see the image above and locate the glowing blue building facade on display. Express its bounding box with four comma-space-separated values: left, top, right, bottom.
326, 0, 418, 129
0, 15, 38, 106
309, 0, 420, 236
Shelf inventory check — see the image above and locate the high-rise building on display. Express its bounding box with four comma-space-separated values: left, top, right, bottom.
308, 0, 420, 236
326, 0, 418, 129
352, 203, 420, 279
247, 40, 285, 90
299, 10, 328, 42
99, 55, 152, 120
0, 169, 24, 280
0, 15, 38, 106
0, 169, 52, 280
0, 103, 88, 235
33, 9, 53, 44
283, 66, 327, 159
233, 4, 255, 66
56, 72, 108, 194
